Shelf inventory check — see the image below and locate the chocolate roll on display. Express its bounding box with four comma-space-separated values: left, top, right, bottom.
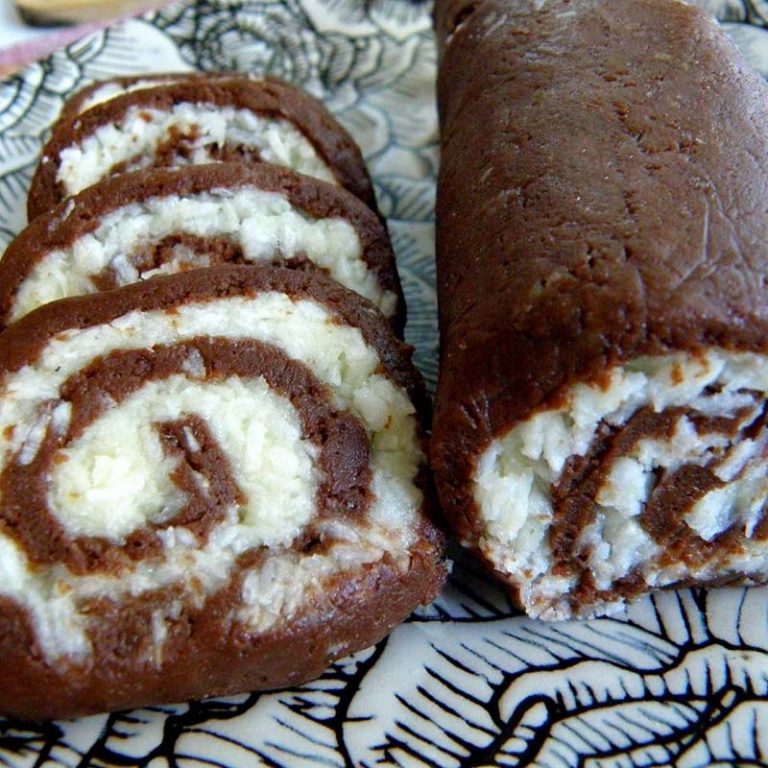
432, 0, 768, 619
28, 76, 375, 218
2, 163, 401, 327
0, 265, 445, 720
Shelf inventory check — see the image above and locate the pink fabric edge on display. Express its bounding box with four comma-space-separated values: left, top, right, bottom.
0, 1, 173, 73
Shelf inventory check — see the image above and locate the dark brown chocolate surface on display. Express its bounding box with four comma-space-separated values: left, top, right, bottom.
2, 163, 403, 329
28, 75, 376, 218
0, 264, 445, 719
431, 0, 768, 608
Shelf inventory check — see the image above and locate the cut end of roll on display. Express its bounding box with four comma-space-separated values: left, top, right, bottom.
470, 349, 768, 619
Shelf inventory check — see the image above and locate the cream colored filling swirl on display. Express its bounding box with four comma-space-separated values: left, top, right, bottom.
473, 350, 768, 618
0, 294, 422, 662
57, 104, 336, 196
12, 188, 396, 322
50, 375, 318, 544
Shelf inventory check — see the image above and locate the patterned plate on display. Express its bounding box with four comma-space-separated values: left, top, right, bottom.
1, 2, 768, 766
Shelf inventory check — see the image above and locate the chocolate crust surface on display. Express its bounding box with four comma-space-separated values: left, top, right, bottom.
0, 265, 445, 719
1, 163, 403, 328
28, 76, 375, 218
1, 543, 444, 721
57, 72, 230, 121
432, 0, 768, 612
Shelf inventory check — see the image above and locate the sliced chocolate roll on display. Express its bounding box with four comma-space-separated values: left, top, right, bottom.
432, 0, 768, 619
28, 76, 375, 218
2, 163, 401, 327
0, 265, 445, 721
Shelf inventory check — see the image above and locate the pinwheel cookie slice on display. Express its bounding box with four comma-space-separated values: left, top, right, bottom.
28, 76, 375, 218
433, 0, 768, 619
0, 265, 445, 721
1, 164, 402, 328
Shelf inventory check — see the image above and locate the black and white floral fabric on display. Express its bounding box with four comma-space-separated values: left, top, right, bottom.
1, 1, 768, 766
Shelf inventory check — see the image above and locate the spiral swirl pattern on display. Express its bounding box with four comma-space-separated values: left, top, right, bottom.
28, 77, 375, 218
0, 267, 444, 719
474, 350, 768, 618
1, 164, 400, 326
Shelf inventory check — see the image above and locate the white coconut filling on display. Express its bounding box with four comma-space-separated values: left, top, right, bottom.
56, 104, 336, 197
0, 294, 422, 662
473, 350, 768, 617
11, 188, 395, 322
50, 375, 318, 545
